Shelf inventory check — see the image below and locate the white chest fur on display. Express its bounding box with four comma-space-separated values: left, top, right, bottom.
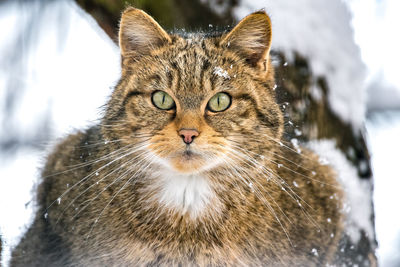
150, 171, 215, 218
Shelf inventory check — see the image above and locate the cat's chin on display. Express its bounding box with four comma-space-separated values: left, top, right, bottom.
169, 151, 206, 173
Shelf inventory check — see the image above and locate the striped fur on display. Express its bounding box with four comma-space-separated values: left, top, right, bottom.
11, 8, 343, 267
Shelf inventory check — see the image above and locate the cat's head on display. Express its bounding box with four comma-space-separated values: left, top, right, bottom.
103, 8, 283, 174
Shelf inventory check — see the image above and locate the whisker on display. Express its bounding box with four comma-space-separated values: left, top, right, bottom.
69, 148, 151, 222
227, 144, 315, 210
225, 146, 322, 231
220, 152, 293, 245
227, 134, 315, 162
45, 141, 150, 214
227, 139, 340, 189
223, 150, 294, 223
44, 144, 133, 177
85, 152, 156, 240
54, 145, 150, 224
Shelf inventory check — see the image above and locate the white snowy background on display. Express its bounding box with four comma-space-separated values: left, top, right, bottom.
0, 0, 399, 266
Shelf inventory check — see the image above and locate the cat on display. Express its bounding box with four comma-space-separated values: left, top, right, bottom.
11, 7, 343, 266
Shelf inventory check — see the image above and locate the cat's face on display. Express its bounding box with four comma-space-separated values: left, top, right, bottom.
103, 8, 283, 175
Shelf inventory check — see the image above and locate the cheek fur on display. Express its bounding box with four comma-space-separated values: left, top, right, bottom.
203, 102, 283, 163
205, 104, 257, 138
125, 98, 174, 132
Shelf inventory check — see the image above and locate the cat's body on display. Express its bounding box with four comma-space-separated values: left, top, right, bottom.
11, 8, 343, 267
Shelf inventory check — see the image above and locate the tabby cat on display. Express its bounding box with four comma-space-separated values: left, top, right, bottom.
11, 8, 343, 266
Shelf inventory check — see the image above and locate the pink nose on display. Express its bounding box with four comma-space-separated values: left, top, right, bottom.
178, 129, 199, 144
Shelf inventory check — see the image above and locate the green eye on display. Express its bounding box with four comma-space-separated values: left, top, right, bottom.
207, 92, 231, 112
152, 91, 175, 110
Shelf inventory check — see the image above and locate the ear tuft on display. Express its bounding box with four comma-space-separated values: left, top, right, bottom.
220, 11, 272, 71
119, 8, 171, 57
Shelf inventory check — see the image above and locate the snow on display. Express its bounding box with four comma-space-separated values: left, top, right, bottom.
290, 138, 301, 154
307, 139, 374, 243
311, 247, 319, 257
366, 112, 400, 267
346, 0, 400, 111
234, 0, 366, 130
0, 0, 120, 265
0, 0, 120, 144
0, 148, 41, 266
200, 0, 230, 17
294, 129, 302, 137
213, 66, 230, 79
366, 71, 400, 111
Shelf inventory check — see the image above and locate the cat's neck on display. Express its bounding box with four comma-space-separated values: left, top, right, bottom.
141, 169, 222, 219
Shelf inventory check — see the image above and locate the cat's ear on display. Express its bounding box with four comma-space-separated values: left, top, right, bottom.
119, 7, 171, 57
220, 11, 272, 72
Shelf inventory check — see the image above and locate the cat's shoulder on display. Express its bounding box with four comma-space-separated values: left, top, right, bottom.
44, 126, 101, 170
276, 144, 340, 196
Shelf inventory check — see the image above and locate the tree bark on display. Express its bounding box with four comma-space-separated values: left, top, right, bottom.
75, 0, 236, 42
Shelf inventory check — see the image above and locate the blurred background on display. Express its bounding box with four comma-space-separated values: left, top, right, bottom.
0, 0, 399, 266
